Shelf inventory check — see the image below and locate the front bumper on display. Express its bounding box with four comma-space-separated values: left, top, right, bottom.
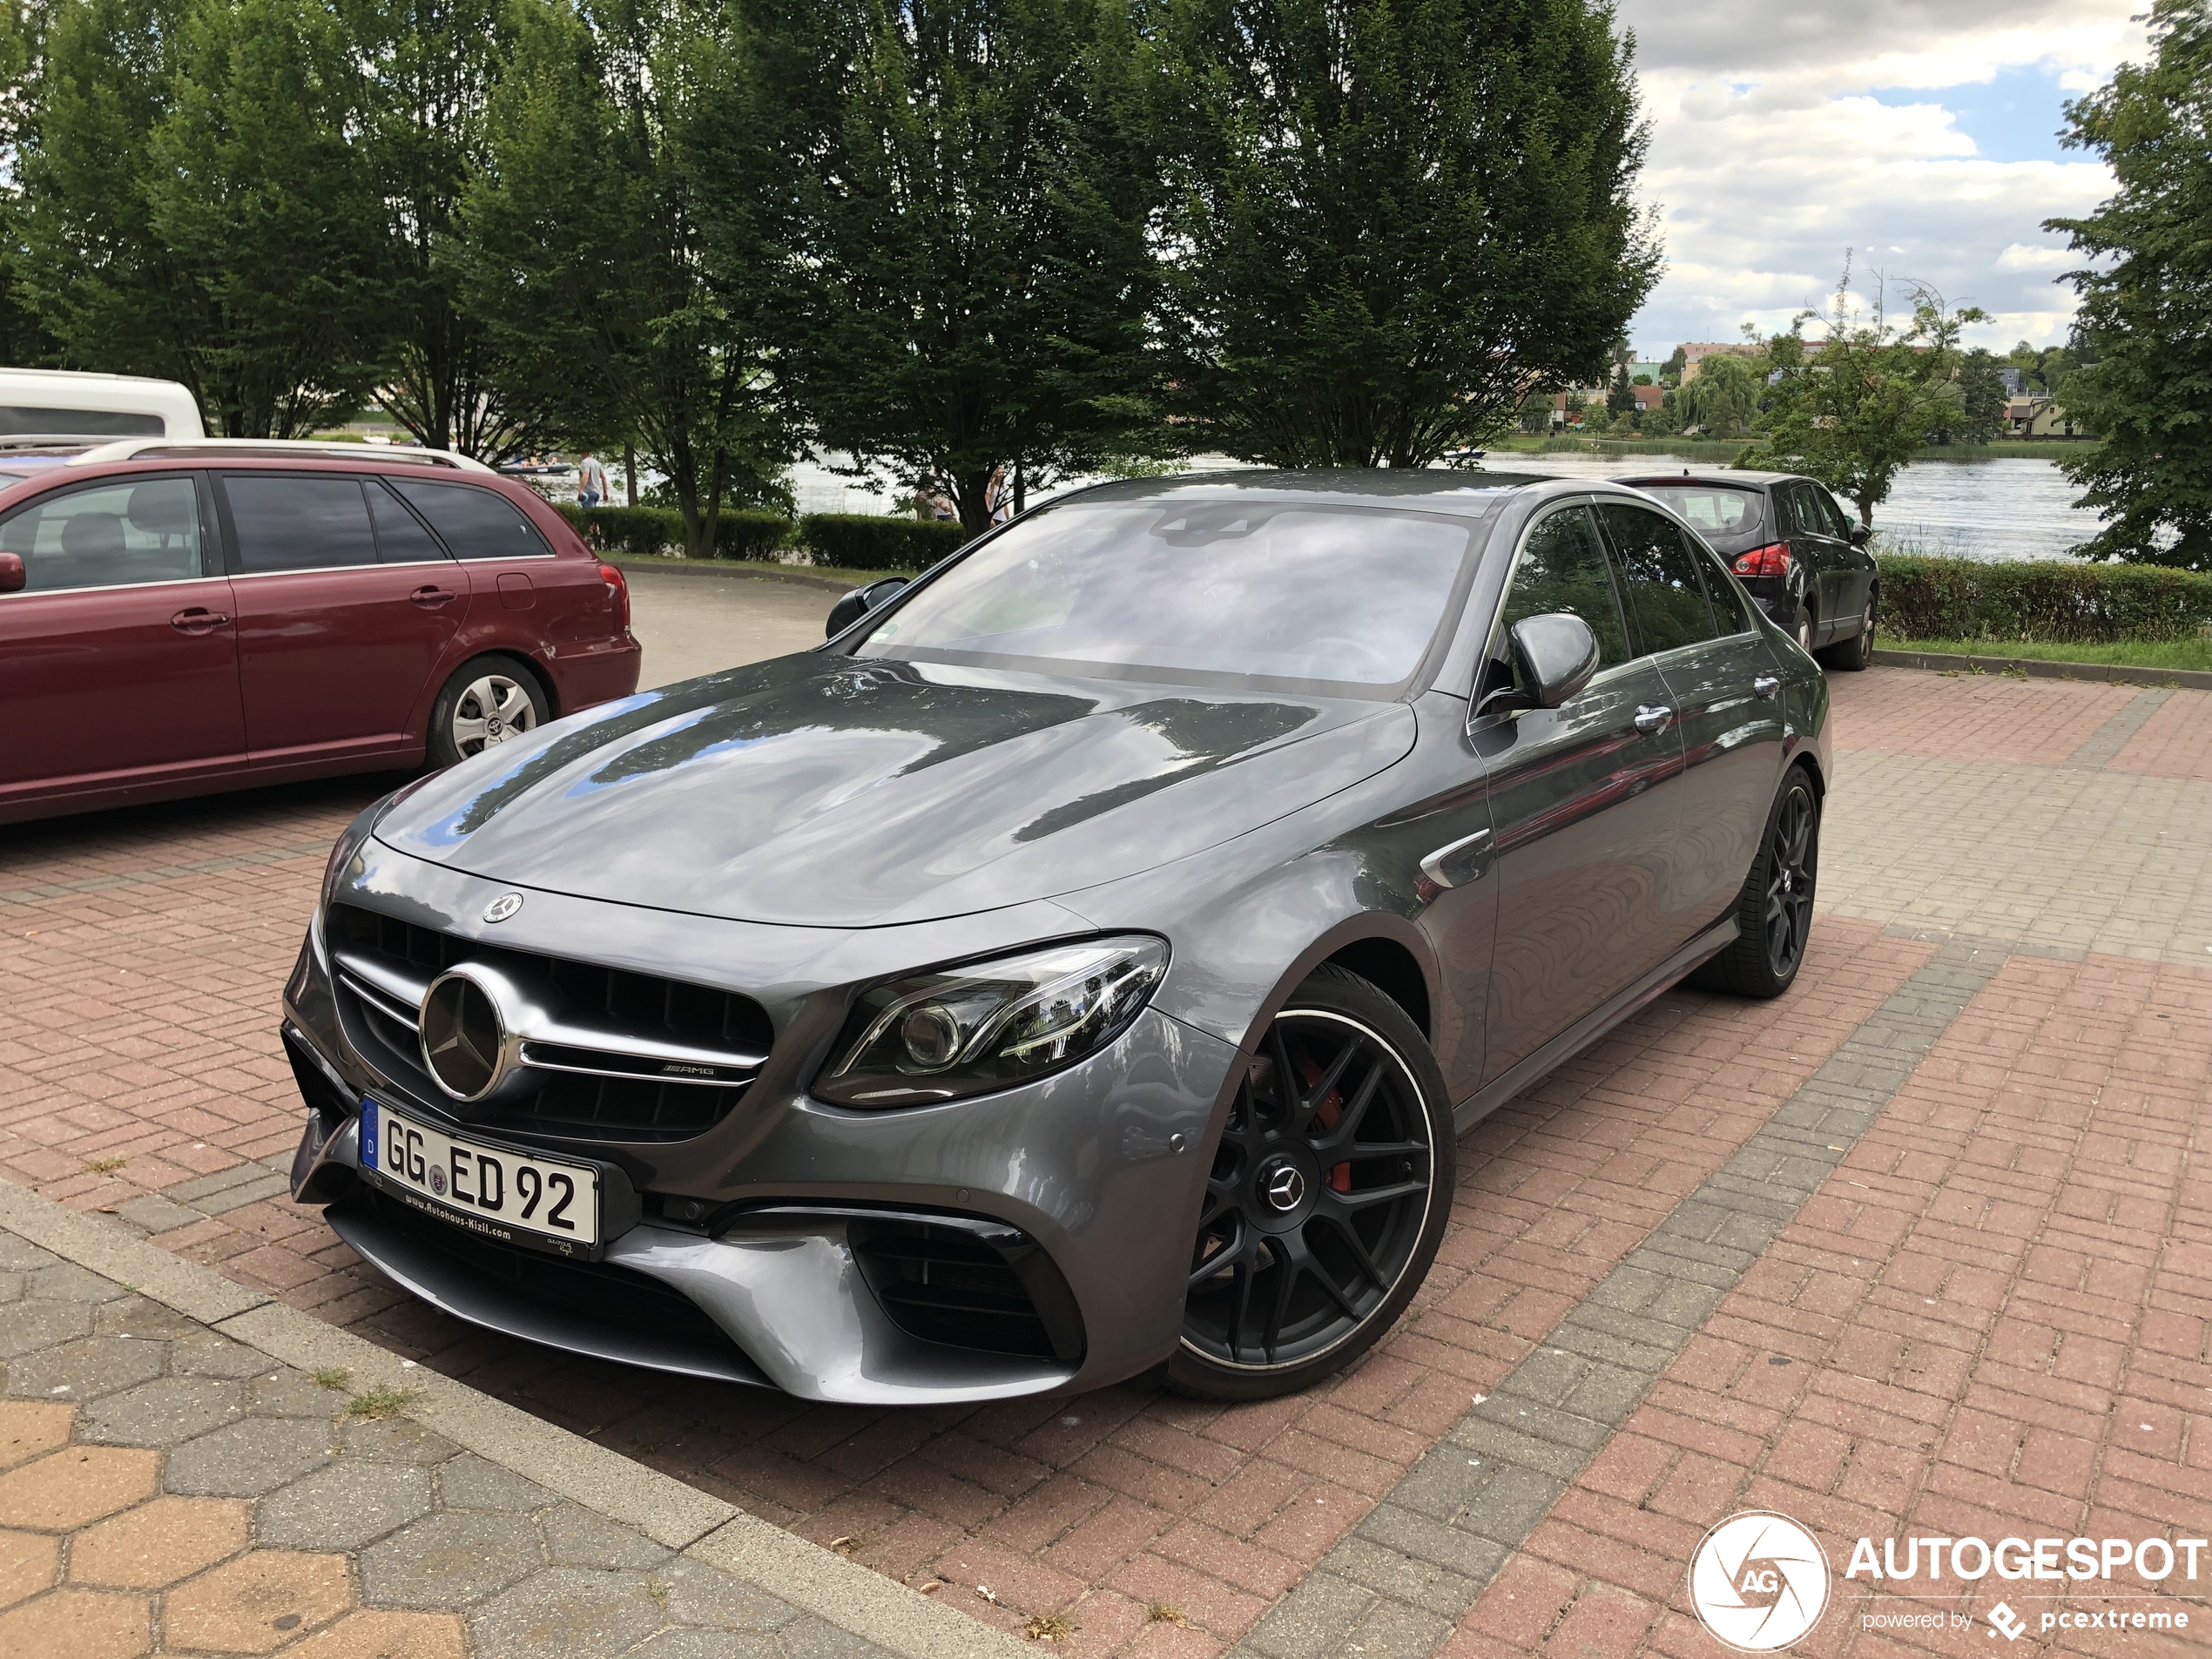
284, 841, 1237, 1405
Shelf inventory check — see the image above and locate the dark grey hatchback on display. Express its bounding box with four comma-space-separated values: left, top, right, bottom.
284, 470, 1831, 1406
1620, 470, 1879, 671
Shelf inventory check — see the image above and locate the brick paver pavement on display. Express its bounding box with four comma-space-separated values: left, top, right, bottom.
3, 664, 2209, 1658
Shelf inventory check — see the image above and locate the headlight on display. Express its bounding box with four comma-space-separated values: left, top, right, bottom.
813, 936, 1170, 1109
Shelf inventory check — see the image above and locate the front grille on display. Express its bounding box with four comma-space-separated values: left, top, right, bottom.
358, 1186, 745, 1359
327, 902, 772, 1143
848, 1217, 1082, 1362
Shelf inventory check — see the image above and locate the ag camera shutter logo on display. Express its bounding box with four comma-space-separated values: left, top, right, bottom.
1689, 1511, 1831, 1651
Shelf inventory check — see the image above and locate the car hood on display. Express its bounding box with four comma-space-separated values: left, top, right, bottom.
374, 654, 1415, 927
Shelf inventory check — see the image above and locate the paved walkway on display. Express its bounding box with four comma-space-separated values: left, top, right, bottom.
3, 663, 2209, 1658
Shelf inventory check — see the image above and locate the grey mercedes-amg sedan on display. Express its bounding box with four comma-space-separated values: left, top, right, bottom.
283, 469, 1831, 1405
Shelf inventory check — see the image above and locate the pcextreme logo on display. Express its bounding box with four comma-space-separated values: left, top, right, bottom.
1688, 1512, 1831, 1652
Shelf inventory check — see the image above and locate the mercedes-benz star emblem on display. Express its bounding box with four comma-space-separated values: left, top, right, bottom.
420, 971, 509, 1102
1263, 1163, 1306, 1212
482, 892, 524, 924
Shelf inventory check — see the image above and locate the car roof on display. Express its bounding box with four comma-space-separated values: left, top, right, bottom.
1615, 469, 1807, 489
1061, 468, 1649, 522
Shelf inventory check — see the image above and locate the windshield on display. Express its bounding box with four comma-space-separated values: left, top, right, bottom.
856, 502, 1481, 695
1633, 484, 1764, 546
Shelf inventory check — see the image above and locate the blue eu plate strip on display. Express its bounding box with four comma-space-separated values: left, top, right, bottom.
360, 1097, 381, 1170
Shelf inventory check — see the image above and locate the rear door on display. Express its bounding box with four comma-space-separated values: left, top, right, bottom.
1807, 485, 1872, 635
0, 473, 246, 800
220, 471, 464, 760
1780, 483, 1851, 644
1599, 502, 1785, 938
1474, 502, 1687, 1088
381, 476, 558, 639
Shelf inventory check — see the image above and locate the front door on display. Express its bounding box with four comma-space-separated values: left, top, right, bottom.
1599, 502, 1788, 934
1474, 503, 1687, 1089
0, 473, 246, 802
219, 472, 464, 762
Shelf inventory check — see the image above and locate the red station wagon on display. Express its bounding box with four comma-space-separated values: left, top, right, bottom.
0, 441, 641, 824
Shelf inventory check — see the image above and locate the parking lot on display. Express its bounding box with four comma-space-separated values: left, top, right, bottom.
3, 567, 2209, 1658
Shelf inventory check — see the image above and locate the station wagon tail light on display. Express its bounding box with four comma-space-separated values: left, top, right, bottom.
597, 561, 630, 629
1730, 543, 1791, 578
814, 937, 1170, 1109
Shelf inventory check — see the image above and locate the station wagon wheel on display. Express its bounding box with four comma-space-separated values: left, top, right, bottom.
1171, 968, 1454, 1399
426, 654, 550, 770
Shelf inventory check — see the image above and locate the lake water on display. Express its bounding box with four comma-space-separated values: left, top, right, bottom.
1513, 452, 2100, 563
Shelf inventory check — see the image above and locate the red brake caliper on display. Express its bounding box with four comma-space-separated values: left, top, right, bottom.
1297, 1053, 1354, 1193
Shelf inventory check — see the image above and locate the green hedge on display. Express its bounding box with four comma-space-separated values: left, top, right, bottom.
552, 503, 793, 561
798, 513, 968, 573
1878, 555, 2212, 644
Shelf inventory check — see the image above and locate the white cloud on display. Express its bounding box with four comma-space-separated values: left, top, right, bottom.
1616, 0, 2148, 353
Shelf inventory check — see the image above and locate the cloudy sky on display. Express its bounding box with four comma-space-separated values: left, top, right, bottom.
1616, 0, 2147, 357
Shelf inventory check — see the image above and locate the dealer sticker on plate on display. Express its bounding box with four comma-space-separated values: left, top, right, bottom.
360, 1098, 599, 1251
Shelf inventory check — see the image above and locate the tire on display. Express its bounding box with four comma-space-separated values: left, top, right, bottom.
426, 655, 550, 770
1689, 766, 1820, 999
1168, 965, 1455, 1400
1815, 590, 1876, 671
1791, 604, 1815, 657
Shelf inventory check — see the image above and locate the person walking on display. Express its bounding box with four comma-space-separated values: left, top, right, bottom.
577, 452, 611, 509
985, 462, 1012, 526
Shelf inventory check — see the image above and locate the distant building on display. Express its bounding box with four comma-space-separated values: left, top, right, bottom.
1632, 384, 1666, 411
1997, 366, 2026, 396
1678, 342, 1762, 383
2006, 396, 2082, 438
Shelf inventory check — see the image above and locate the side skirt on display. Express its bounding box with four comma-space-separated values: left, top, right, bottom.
1450, 918, 1738, 1138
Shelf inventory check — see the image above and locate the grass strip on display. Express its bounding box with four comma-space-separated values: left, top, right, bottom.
1883, 635, 2212, 673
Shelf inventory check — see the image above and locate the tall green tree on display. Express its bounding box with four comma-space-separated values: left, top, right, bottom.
463, 0, 789, 557
1156, 0, 1657, 468
730, 0, 1163, 535
2045, 0, 2212, 566
1679, 351, 1761, 438
21, 0, 388, 435
356, 0, 532, 458
1752, 273, 1983, 528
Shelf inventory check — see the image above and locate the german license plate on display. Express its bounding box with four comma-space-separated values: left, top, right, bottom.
359, 1097, 599, 1251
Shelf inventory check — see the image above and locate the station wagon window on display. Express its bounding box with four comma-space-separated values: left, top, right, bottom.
224, 475, 380, 572
1599, 502, 1718, 656
390, 479, 550, 560
0, 476, 204, 593
367, 480, 448, 563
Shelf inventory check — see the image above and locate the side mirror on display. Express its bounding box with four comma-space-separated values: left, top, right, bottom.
825, 577, 910, 640
1494, 613, 1600, 714
0, 552, 22, 594
1848, 524, 1871, 548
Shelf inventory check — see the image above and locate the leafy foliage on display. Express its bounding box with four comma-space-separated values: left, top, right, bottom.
1878, 552, 2212, 643
797, 512, 968, 572
2046, 0, 2212, 566
552, 502, 793, 560
1751, 270, 1984, 527
462, 0, 792, 558
1156, 0, 1657, 467
727, 0, 1163, 536
1678, 351, 1763, 439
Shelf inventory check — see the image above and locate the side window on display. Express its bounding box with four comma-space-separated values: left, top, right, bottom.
389, 479, 550, 560
224, 475, 379, 573
367, 482, 449, 564
0, 476, 204, 594
1598, 502, 1717, 656
1813, 488, 1853, 539
1491, 506, 1629, 692
1693, 546, 1754, 634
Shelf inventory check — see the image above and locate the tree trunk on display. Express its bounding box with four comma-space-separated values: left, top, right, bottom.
624, 443, 636, 507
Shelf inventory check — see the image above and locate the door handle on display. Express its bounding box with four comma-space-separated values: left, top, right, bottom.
409, 586, 458, 606
1753, 675, 1781, 699
170, 608, 230, 634
1633, 705, 1674, 735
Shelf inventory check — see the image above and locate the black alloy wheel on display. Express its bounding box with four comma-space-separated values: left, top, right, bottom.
1816, 590, 1877, 672
1170, 968, 1453, 1399
1691, 768, 1821, 999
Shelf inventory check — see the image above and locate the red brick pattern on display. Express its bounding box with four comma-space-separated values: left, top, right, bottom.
1824, 671, 2142, 765
1441, 948, 2212, 1659
2110, 693, 2212, 782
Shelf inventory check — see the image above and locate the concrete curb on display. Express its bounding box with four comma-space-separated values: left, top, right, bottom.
0, 1175, 1030, 1659
605, 556, 862, 595
1871, 646, 2212, 691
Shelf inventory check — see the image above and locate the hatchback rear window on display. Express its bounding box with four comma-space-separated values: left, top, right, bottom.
389, 480, 550, 560
1632, 484, 1764, 541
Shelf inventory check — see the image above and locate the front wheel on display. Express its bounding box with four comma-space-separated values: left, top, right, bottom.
1690, 768, 1820, 999
1168, 966, 1454, 1400
426, 656, 549, 770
